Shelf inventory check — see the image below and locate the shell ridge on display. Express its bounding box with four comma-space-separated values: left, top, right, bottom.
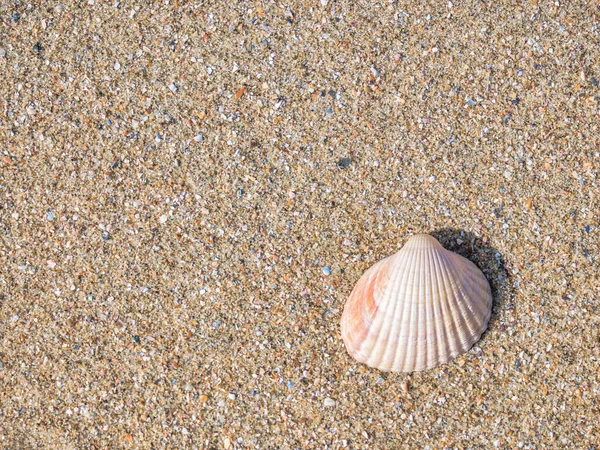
341, 269, 366, 354
397, 246, 422, 372
421, 244, 435, 370
411, 246, 424, 371
438, 249, 472, 357
434, 248, 464, 361
363, 255, 397, 369
466, 263, 493, 325
376, 251, 410, 370
449, 255, 489, 345
446, 254, 489, 352
423, 245, 436, 370
343, 261, 382, 357
452, 256, 490, 323
355, 260, 390, 362
430, 247, 451, 369
387, 246, 420, 371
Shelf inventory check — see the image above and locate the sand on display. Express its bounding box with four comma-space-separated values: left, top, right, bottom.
1, 1, 599, 448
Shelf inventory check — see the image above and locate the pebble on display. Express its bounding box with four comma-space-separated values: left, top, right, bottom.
169, 83, 178, 92
337, 157, 352, 168
114, 61, 120, 70
159, 214, 168, 224
194, 134, 203, 143
323, 398, 336, 407
322, 266, 331, 276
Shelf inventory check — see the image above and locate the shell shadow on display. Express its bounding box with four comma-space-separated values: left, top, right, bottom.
430, 228, 510, 339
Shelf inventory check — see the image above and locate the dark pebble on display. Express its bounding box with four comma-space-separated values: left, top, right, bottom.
134, 335, 140, 344
591, 77, 599, 87
12, 13, 19, 23
337, 157, 352, 168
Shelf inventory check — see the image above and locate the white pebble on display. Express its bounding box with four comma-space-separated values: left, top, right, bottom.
159, 215, 168, 224
114, 61, 121, 70
324, 398, 336, 407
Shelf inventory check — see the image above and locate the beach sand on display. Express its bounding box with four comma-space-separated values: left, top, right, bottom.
1, 1, 599, 448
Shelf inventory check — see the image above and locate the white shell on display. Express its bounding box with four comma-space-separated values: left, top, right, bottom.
341, 234, 492, 372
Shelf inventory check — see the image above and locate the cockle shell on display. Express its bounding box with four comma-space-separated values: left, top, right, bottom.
341, 234, 492, 372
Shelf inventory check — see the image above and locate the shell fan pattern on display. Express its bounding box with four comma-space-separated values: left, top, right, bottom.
340, 234, 492, 372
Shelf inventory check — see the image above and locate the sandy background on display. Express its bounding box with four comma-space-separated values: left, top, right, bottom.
1, 0, 599, 448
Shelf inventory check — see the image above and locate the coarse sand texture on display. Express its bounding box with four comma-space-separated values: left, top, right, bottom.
1, 1, 599, 448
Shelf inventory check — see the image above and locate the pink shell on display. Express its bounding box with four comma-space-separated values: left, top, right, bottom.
341, 234, 492, 372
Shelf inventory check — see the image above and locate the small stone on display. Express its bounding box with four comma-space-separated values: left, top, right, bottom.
11, 212, 19, 220
46, 211, 55, 221
0, 48, 6, 58
228, 393, 236, 400
194, 134, 203, 142
169, 83, 178, 92
198, 395, 208, 403
402, 380, 409, 393
324, 397, 336, 407
322, 266, 331, 276
47, 260, 56, 269
337, 157, 352, 168
223, 437, 231, 449
114, 61, 121, 70
159, 214, 168, 224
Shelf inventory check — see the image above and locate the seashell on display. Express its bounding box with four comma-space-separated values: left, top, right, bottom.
341, 234, 492, 372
